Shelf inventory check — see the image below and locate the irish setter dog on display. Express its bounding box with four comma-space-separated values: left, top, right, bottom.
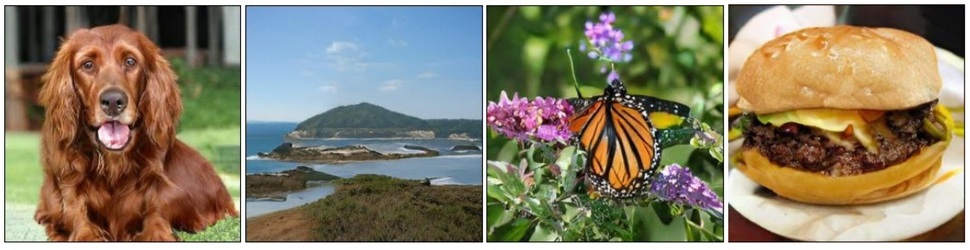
33, 24, 238, 241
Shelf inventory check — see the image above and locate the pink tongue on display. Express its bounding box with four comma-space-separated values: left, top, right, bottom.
97, 121, 130, 149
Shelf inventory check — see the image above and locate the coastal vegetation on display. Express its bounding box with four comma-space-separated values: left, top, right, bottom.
247, 174, 482, 241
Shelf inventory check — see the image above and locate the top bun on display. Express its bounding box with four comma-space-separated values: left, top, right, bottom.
736, 26, 941, 114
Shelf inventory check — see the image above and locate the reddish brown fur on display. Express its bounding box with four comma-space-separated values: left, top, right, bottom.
33, 24, 238, 241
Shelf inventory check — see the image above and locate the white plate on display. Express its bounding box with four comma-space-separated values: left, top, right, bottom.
728, 135, 964, 241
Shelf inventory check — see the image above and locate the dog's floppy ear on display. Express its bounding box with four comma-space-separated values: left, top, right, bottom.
39, 34, 82, 153
136, 32, 182, 149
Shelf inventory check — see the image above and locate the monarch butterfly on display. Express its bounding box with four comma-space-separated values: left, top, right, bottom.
568, 79, 692, 199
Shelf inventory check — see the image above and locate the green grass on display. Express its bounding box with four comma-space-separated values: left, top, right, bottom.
5, 133, 43, 204
3, 129, 240, 241
176, 216, 240, 241
304, 174, 482, 241
178, 127, 241, 174
169, 58, 241, 131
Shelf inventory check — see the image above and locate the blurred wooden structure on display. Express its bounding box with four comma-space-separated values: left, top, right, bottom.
4, 6, 241, 131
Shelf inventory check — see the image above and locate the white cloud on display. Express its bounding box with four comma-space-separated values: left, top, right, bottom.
387, 39, 408, 47
379, 79, 404, 92
391, 19, 404, 26
321, 41, 367, 72
318, 84, 338, 93
416, 71, 435, 79
326, 41, 360, 55
314, 40, 395, 72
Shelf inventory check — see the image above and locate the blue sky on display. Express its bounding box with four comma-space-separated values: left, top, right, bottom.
246, 7, 482, 122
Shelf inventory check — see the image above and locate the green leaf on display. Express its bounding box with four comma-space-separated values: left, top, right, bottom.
562, 203, 580, 223
485, 162, 506, 179
496, 140, 520, 163
554, 146, 576, 178
530, 223, 559, 241
488, 218, 534, 242
486, 203, 513, 230
486, 183, 510, 203
651, 202, 674, 224
686, 217, 723, 242
630, 203, 686, 241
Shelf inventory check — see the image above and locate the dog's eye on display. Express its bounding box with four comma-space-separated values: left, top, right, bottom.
82, 61, 95, 71
125, 57, 137, 67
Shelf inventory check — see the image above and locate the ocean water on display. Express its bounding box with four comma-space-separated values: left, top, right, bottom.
245, 122, 483, 218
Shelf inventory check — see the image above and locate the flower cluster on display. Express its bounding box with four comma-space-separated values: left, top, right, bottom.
650, 164, 723, 213
581, 12, 634, 63
486, 91, 574, 143
579, 11, 634, 84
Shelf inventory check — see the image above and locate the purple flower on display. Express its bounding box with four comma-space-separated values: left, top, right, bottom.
607, 70, 621, 84
579, 11, 635, 84
486, 91, 574, 143
650, 164, 723, 213
581, 11, 634, 63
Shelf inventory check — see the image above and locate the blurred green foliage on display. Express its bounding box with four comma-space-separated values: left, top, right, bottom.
485, 6, 724, 242
168, 58, 241, 131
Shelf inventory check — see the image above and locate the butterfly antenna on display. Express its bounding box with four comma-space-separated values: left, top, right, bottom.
567, 49, 584, 99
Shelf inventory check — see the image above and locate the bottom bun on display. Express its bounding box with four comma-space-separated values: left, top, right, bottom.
736, 141, 947, 205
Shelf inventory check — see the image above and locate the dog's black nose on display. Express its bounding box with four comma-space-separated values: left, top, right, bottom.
99, 88, 127, 117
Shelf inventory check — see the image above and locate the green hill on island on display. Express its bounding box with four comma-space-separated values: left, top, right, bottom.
288, 102, 482, 139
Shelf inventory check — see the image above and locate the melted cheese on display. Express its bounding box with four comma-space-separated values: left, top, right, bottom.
758, 109, 878, 152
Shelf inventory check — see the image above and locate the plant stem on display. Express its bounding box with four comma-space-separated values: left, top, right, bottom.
685, 219, 722, 241
566, 49, 583, 99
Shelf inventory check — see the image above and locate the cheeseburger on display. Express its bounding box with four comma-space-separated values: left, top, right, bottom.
735, 26, 954, 205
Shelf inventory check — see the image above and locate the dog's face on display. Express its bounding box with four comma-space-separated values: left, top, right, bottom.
70, 26, 147, 151
40, 24, 182, 154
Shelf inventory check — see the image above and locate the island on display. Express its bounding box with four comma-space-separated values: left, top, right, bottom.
286, 102, 482, 139
246, 166, 341, 200
256, 143, 439, 163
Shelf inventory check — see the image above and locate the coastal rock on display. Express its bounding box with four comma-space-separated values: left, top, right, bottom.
450, 145, 481, 152
404, 130, 436, 139
246, 167, 341, 199
285, 131, 310, 139
257, 144, 439, 163
271, 142, 294, 153
448, 133, 473, 140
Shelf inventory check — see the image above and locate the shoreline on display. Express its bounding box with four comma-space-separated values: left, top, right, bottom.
246, 185, 335, 218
